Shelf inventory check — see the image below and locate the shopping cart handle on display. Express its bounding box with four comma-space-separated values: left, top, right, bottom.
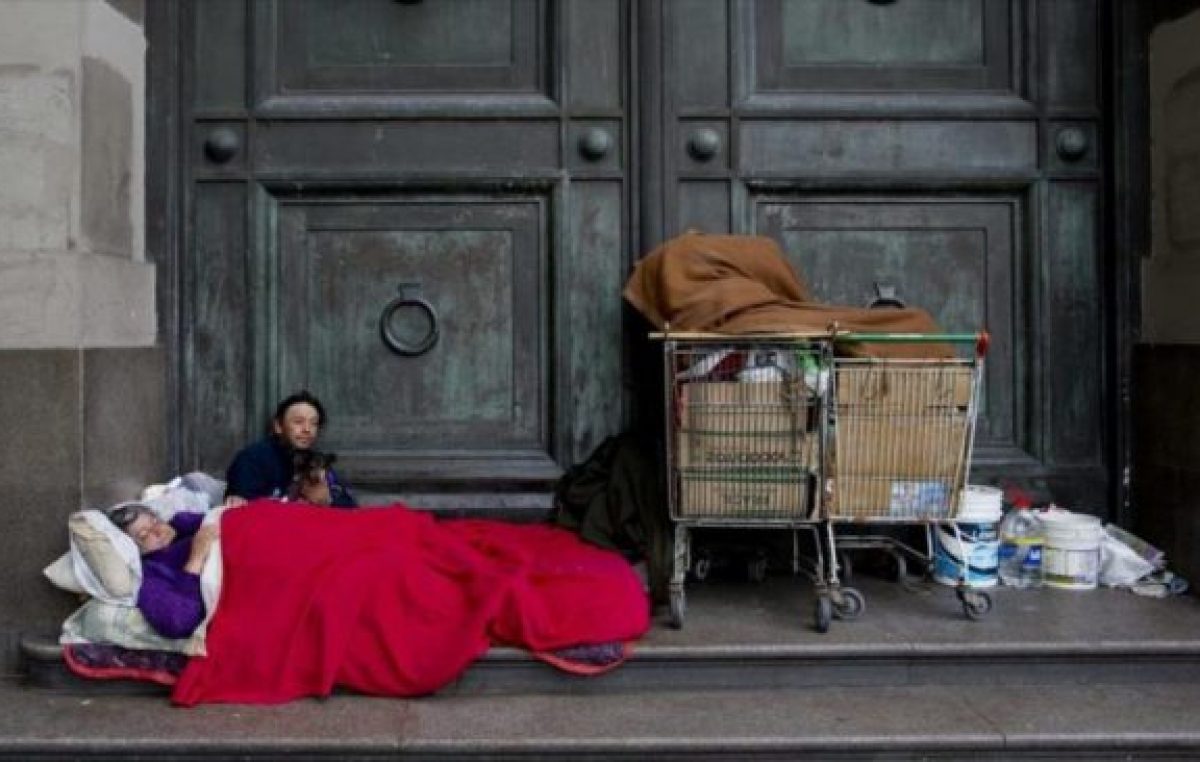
835, 331, 988, 348
975, 331, 990, 358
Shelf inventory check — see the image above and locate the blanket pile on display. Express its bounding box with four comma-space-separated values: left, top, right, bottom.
172, 502, 649, 705
623, 231, 953, 358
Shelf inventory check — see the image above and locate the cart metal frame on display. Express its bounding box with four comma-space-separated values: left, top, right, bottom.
825, 332, 992, 621
656, 331, 853, 631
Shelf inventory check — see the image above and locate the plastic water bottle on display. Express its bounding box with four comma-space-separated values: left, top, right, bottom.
998, 505, 1043, 588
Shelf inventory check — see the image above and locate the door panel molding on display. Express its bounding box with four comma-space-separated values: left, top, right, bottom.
250, 188, 558, 486
750, 0, 1013, 93
738, 120, 1038, 175
253, 121, 562, 175
756, 193, 1029, 464
261, 0, 551, 101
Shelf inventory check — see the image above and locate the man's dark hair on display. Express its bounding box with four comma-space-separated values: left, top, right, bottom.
274, 390, 326, 427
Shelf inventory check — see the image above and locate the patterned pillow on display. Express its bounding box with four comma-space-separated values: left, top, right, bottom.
60, 598, 207, 656
63, 642, 186, 686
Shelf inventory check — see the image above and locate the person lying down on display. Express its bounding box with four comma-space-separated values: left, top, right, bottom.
105, 503, 219, 639
99, 499, 650, 705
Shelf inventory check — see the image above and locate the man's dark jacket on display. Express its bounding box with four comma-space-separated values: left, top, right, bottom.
225, 436, 356, 507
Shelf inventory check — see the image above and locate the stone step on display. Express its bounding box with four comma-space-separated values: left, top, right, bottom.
22, 576, 1200, 697
14, 576, 1200, 759
23, 634, 1200, 697
4, 680, 1200, 760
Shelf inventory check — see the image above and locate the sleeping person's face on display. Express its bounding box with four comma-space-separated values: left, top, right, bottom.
273, 402, 321, 450
124, 513, 177, 555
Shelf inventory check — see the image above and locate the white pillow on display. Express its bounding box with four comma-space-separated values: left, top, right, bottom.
58, 526, 222, 656
67, 510, 142, 605
43, 553, 85, 595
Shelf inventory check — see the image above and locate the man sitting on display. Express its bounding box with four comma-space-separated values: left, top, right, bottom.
106, 503, 217, 639
224, 390, 356, 507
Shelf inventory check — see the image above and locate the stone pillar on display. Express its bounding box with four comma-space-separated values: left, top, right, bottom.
0, 0, 154, 346
0, 0, 163, 675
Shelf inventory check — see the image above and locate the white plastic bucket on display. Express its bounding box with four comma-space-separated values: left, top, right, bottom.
959, 485, 1004, 516
934, 488, 1002, 587
1041, 511, 1103, 590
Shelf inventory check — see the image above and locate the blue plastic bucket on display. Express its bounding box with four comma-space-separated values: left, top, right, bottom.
933, 495, 1002, 588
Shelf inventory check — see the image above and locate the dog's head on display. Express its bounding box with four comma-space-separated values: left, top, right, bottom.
287, 449, 337, 500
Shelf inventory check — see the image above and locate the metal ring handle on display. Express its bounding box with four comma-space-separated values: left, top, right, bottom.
379, 284, 439, 357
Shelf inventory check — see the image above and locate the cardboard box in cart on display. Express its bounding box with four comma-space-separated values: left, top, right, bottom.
831, 365, 974, 519
676, 380, 818, 519
678, 475, 811, 520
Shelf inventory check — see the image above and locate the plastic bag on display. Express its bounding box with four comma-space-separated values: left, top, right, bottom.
1099, 529, 1155, 587
140, 472, 227, 520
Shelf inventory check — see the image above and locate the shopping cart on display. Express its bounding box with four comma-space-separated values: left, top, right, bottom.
824, 332, 991, 623
657, 331, 853, 631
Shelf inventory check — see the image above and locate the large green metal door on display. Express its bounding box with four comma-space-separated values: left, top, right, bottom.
648, 0, 1110, 508
181, 0, 631, 507
178, 0, 1114, 511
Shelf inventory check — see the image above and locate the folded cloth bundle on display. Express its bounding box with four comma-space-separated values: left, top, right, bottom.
623, 231, 954, 359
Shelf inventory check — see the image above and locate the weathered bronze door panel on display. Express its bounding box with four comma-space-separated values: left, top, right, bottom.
656, 0, 1108, 506
183, 0, 630, 499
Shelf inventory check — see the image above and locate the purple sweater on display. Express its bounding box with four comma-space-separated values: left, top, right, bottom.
136, 512, 206, 639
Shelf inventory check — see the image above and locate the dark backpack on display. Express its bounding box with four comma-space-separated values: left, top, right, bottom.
553, 433, 670, 603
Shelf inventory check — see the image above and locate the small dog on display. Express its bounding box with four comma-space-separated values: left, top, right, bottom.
287, 449, 337, 503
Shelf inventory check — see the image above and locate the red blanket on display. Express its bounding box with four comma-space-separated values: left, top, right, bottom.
172, 502, 649, 706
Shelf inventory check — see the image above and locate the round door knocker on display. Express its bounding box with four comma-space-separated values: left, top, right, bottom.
379, 283, 439, 357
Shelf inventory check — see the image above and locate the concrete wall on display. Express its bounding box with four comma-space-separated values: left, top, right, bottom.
0, 0, 164, 675
1135, 7, 1200, 591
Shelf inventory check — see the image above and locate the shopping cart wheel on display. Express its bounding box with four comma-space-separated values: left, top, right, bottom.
692, 552, 712, 583
747, 555, 768, 584
669, 586, 686, 629
814, 595, 833, 633
958, 588, 993, 621
832, 587, 866, 621
837, 551, 854, 583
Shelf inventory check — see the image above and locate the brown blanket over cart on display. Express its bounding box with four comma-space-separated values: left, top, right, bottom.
623, 231, 952, 359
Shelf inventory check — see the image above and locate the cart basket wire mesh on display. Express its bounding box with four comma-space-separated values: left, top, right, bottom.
827, 332, 988, 522
666, 337, 830, 523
